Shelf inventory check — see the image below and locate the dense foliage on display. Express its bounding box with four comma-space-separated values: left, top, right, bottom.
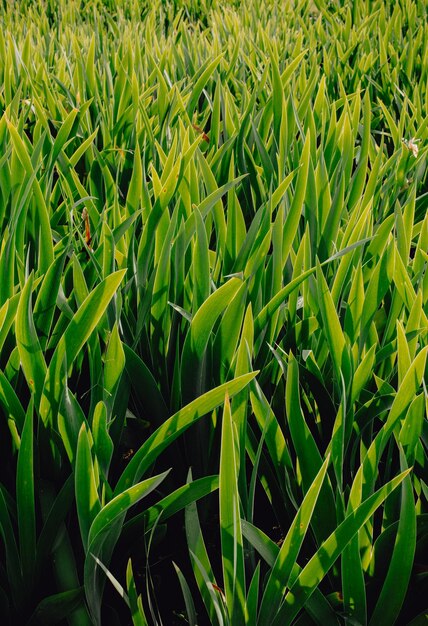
0, 0, 427, 624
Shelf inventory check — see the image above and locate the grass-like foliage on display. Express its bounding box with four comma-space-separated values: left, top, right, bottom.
0, 0, 427, 624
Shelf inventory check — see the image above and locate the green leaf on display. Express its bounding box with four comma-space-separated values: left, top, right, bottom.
16, 399, 36, 589
123, 475, 219, 538
85, 472, 170, 626
16, 273, 47, 406
6, 119, 53, 273
26, 588, 85, 626
123, 344, 169, 426
220, 394, 245, 625
39, 270, 126, 427
399, 394, 425, 463
274, 470, 410, 626
316, 262, 351, 386
342, 534, 367, 626
242, 521, 339, 625
352, 344, 376, 404
192, 207, 210, 312
0, 370, 26, 440
258, 456, 330, 625
126, 142, 142, 214
58, 385, 86, 465
91, 554, 129, 607
104, 322, 125, 410
254, 238, 371, 343
213, 281, 247, 383
347, 91, 371, 211
33, 251, 66, 350
183, 176, 247, 243
245, 563, 260, 626
88, 471, 169, 547
181, 277, 243, 401
92, 402, 114, 481
0, 293, 19, 354
50, 107, 79, 166
282, 130, 311, 265
285, 354, 336, 540
360, 246, 394, 347
174, 562, 197, 626
384, 347, 427, 434
75, 424, 101, 551
127, 559, 149, 626
115, 372, 257, 493
186, 487, 222, 626
368, 451, 416, 626
187, 54, 222, 117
